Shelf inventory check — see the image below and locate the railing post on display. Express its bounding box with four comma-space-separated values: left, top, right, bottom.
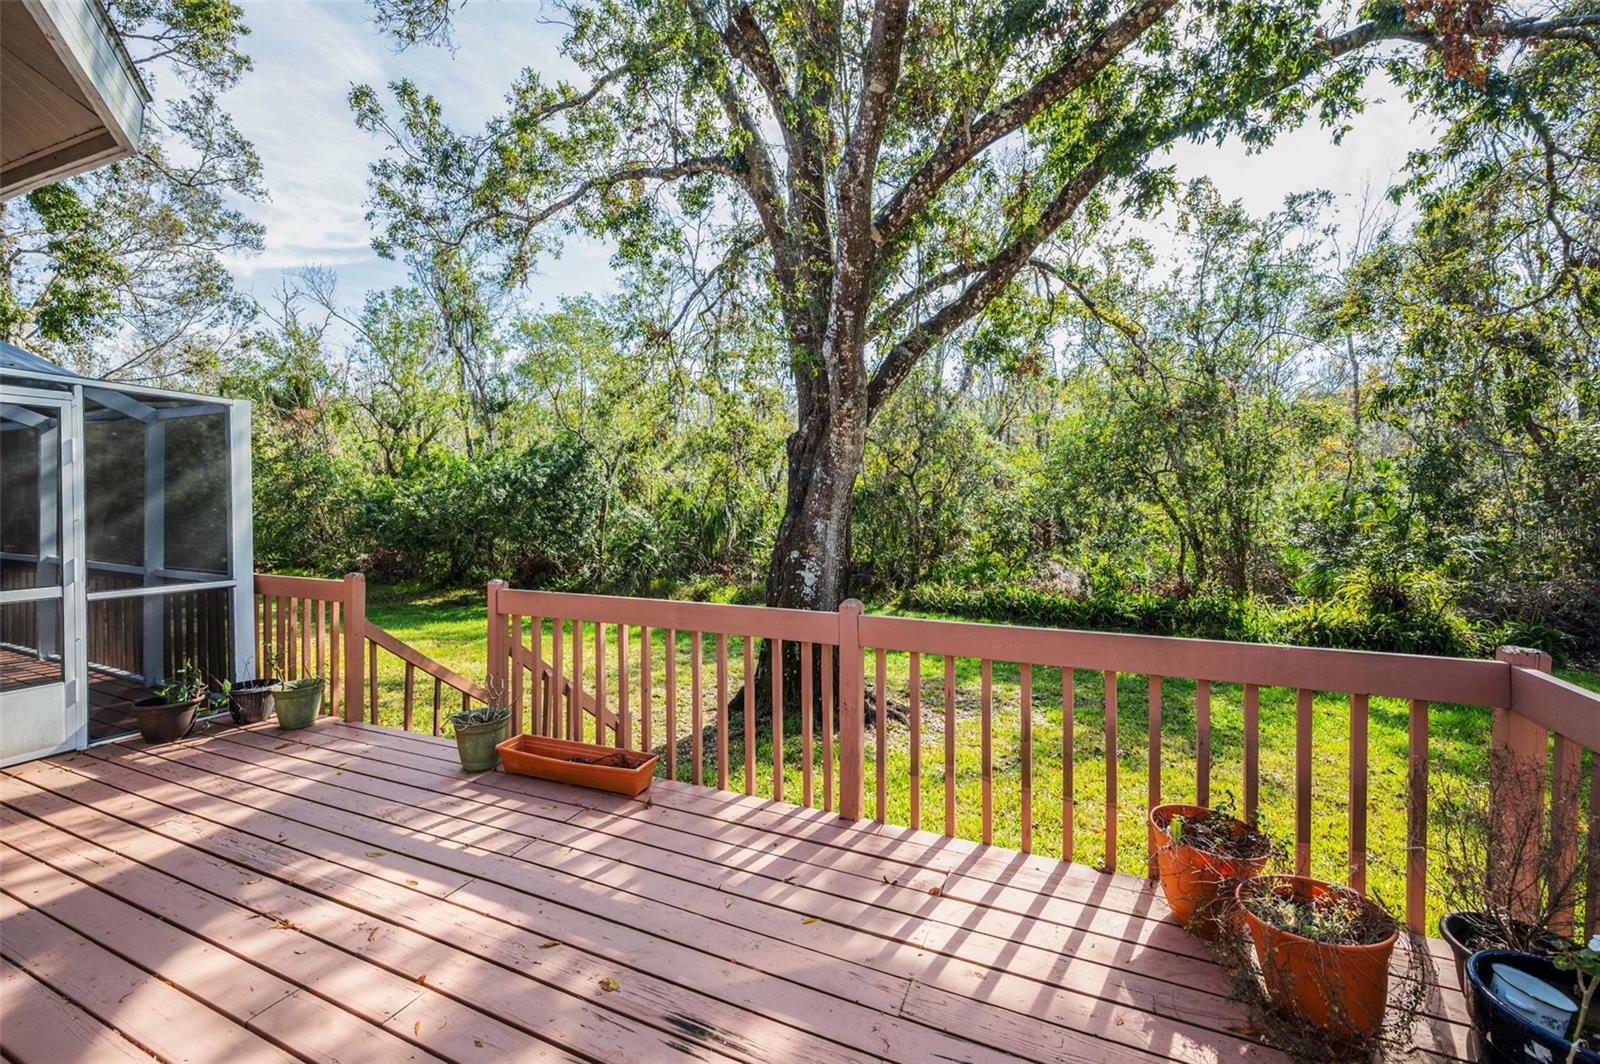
1492, 645, 1552, 922
487, 580, 509, 709
342, 573, 366, 723
838, 599, 865, 821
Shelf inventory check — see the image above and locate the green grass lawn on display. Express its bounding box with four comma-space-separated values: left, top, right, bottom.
363, 583, 1600, 929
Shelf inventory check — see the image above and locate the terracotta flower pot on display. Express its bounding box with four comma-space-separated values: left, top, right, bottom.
1237, 874, 1399, 1041
1151, 803, 1271, 939
132, 695, 202, 744
497, 734, 659, 797
273, 678, 325, 730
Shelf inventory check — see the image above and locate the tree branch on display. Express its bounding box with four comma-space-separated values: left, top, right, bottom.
872, 0, 1177, 248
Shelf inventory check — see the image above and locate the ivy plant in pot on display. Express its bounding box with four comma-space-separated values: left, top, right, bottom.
273, 676, 326, 730
1151, 799, 1274, 939
1235, 874, 1400, 1043
447, 704, 511, 773
132, 665, 207, 744
1432, 761, 1582, 989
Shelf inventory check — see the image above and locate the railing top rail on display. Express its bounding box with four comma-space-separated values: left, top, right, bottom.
1509, 666, 1600, 751
254, 573, 346, 598
496, 588, 839, 644
858, 613, 1507, 706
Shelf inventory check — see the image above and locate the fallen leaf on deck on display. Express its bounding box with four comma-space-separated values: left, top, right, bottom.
242, 878, 261, 885
599, 977, 620, 992
366, 850, 387, 858
927, 887, 942, 897
540, 940, 560, 949
474, 1039, 483, 1048
406, 879, 419, 886
414, 1021, 421, 1036
416, 974, 428, 986
801, 916, 818, 924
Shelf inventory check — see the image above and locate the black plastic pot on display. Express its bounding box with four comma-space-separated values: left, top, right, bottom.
229, 678, 284, 725
132, 696, 202, 744
1443, 911, 1570, 994
1467, 950, 1600, 1064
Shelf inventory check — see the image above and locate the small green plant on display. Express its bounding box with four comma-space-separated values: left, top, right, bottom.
1554, 934, 1600, 1063
153, 664, 207, 704
447, 705, 511, 729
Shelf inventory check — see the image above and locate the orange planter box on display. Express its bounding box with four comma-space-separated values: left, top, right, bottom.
496, 734, 660, 797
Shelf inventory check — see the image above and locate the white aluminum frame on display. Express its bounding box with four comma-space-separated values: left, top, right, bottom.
0, 367, 254, 757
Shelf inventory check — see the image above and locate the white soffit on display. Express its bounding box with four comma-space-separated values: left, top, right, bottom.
2, 0, 150, 200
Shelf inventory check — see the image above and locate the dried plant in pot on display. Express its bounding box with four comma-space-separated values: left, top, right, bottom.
448, 705, 511, 773
1432, 757, 1583, 990
1236, 875, 1400, 1041
1151, 799, 1275, 940
132, 665, 207, 744
223, 652, 285, 725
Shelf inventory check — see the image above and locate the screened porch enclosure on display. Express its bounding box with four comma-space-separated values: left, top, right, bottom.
0, 345, 252, 761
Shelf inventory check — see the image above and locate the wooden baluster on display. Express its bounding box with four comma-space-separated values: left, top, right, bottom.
300, 597, 311, 676
1148, 675, 1162, 877
743, 635, 755, 796
770, 638, 784, 802
460, 690, 468, 714
717, 633, 729, 789
1020, 663, 1033, 854
665, 629, 677, 780
571, 619, 584, 742
284, 597, 295, 678
1551, 733, 1582, 937
511, 614, 524, 734
822, 644, 834, 813
403, 661, 415, 732
550, 620, 565, 741
593, 621, 606, 746
944, 655, 957, 837
1064, 667, 1075, 861
618, 624, 631, 749
981, 658, 993, 845
1296, 688, 1313, 878
909, 652, 921, 831
432, 677, 442, 736
1349, 693, 1369, 894
801, 641, 814, 807
1196, 679, 1211, 807
367, 641, 378, 725
315, 601, 326, 680
1243, 683, 1260, 822
691, 631, 704, 786
330, 601, 342, 719
531, 616, 544, 736
1407, 698, 1430, 932
1105, 670, 1118, 874
640, 627, 651, 752
874, 648, 887, 822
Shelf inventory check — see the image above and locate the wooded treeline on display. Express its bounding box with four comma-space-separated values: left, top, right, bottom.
2, 0, 1595, 663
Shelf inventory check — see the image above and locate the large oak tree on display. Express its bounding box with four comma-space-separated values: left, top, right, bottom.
357, 0, 1595, 612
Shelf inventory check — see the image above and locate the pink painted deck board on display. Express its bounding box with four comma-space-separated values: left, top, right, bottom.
0, 719, 1475, 1063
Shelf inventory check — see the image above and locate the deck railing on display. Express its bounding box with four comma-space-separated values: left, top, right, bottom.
254, 573, 1600, 936
253, 573, 490, 734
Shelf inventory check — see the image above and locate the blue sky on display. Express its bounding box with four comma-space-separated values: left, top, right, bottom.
220, 1, 1435, 316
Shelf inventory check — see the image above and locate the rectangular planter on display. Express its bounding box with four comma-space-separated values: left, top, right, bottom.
495, 734, 659, 797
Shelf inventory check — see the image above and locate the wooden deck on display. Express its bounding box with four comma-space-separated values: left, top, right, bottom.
0, 720, 1473, 1063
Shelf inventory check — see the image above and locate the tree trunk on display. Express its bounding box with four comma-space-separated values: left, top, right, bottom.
764, 397, 866, 614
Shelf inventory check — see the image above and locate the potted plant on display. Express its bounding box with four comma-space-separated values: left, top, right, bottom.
1151, 800, 1274, 939
273, 676, 326, 730
447, 705, 511, 772
1236, 874, 1400, 1041
1467, 944, 1600, 1063
1433, 762, 1582, 988
224, 652, 284, 725
132, 665, 207, 744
